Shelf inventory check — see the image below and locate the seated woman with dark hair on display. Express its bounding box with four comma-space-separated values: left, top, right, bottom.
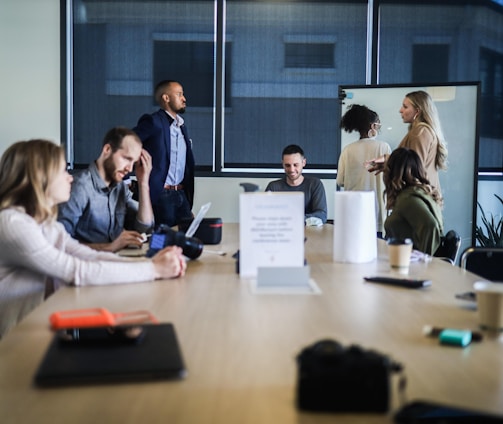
383, 147, 443, 255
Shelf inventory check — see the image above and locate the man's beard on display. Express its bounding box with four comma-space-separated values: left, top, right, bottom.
103, 156, 121, 183
176, 107, 186, 114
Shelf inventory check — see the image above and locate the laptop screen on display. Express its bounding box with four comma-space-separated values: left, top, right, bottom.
185, 202, 211, 237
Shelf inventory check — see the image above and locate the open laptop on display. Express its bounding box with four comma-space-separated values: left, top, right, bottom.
34, 323, 186, 387
185, 202, 211, 237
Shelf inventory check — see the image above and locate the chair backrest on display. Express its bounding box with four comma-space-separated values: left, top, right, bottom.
239, 182, 260, 192
460, 247, 503, 282
433, 229, 461, 265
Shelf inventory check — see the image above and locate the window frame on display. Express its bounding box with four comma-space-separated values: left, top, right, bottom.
61, 0, 503, 177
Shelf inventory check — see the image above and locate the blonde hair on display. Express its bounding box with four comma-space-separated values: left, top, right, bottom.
0, 139, 66, 222
406, 90, 448, 170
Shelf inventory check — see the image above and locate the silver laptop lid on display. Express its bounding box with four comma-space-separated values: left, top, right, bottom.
185, 202, 211, 237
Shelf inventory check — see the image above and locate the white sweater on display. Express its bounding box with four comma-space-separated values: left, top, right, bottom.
0, 207, 155, 338
336, 138, 391, 232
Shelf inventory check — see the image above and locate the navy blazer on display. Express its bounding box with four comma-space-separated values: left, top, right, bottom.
133, 109, 195, 208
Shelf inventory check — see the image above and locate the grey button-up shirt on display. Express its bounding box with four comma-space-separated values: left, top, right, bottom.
58, 162, 152, 243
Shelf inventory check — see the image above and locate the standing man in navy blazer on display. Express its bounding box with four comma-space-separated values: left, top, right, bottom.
133, 80, 195, 227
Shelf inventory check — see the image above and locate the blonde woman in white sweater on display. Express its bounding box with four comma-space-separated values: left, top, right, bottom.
0, 139, 186, 338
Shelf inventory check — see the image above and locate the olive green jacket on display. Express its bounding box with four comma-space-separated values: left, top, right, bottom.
384, 186, 443, 255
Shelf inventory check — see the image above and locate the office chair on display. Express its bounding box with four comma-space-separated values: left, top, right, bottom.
460, 247, 503, 282
433, 229, 461, 265
240, 183, 260, 192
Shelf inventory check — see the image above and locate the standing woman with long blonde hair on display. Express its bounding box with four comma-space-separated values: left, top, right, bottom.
0, 139, 186, 339
366, 90, 447, 195
397, 90, 448, 193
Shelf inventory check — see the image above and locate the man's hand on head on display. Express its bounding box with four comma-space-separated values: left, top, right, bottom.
135, 149, 153, 185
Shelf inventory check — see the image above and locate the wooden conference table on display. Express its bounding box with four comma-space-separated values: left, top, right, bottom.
0, 224, 502, 424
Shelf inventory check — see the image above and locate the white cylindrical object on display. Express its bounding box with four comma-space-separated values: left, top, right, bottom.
333, 191, 377, 263
474, 281, 503, 331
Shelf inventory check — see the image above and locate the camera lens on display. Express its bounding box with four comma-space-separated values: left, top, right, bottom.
173, 231, 203, 259
146, 226, 204, 259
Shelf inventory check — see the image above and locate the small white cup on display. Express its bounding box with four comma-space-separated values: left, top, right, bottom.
387, 238, 413, 271
474, 281, 503, 331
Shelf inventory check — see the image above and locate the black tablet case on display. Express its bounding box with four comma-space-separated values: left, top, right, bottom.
34, 323, 186, 387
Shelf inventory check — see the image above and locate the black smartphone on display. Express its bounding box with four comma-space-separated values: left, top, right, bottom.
364, 276, 432, 289
394, 400, 503, 423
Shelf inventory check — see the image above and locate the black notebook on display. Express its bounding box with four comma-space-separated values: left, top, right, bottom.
34, 323, 186, 387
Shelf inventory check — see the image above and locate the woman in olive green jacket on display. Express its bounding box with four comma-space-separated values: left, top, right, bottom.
383, 148, 443, 255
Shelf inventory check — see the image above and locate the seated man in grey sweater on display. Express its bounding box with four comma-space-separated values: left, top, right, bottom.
265, 144, 327, 226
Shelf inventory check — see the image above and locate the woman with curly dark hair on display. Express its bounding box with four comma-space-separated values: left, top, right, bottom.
338, 104, 391, 235
383, 147, 443, 255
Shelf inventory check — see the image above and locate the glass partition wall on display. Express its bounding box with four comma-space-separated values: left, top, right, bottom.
66, 0, 502, 172
222, 1, 367, 171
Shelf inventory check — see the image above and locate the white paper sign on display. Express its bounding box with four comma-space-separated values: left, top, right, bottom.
239, 192, 304, 278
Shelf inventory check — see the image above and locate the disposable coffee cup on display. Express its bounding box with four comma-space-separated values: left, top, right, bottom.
387, 238, 413, 270
474, 281, 503, 331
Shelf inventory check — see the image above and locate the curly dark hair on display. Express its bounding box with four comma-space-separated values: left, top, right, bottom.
340, 104, 379, 137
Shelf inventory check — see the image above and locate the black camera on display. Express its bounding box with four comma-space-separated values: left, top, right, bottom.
146, 225, 203, 260
296, 339, 403, 413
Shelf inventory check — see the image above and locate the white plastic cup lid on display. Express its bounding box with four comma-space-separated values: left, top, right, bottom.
387, 238, 413, 246
474, 281, 503, 294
